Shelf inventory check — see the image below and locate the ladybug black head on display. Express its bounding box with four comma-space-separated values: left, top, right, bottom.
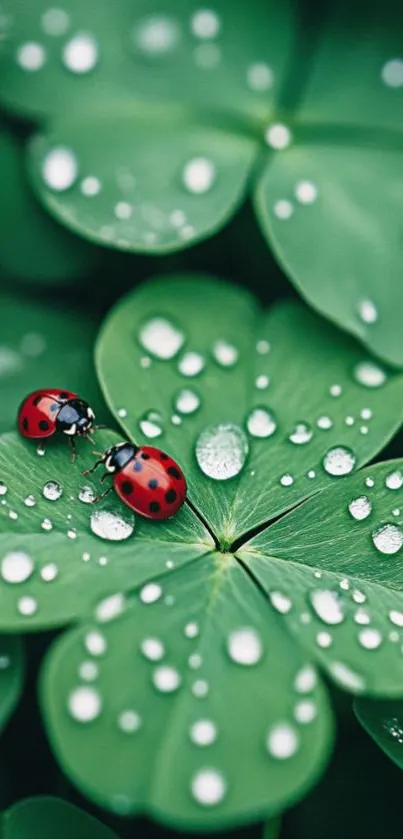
103, 442, 138, 473
56, 399, 95, 437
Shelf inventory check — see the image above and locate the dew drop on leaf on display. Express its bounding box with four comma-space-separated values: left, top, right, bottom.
182, 157, 216, 194
0, 482, 7, 496
17, 595, 38, 616
273, 199, 293, 220
294, 180, 318, 205
68, 686, 102, 722
43, 481, 63, 501
329, 384, 342, 397
266, 723, 299, 759
178, 351, 205, 377
95, 593, 125, 623
323, 446, 356, 476
24, 495, 36, 507
117, 710, 142, 733
246, 407, 277, 438
212, 339, 239, 368
381, 59, 403, 88
62, 33, 99, 74
196, 422, 248, 480
190, 719, 217, 746
372, 523, 403, 555
133, 16, 180, 55
348, 496, 372, 520
139, 410, 164, 438
36, 444, 46, 456
90, 510, 135, 541
385, 471, 403, 490
174, 388, 200, 415
294, 699, 317, 724
316, 631, 332, 648
41, 8, 70, 35
357, 299, 378, 325
80, 175, 101, 197
140, 637, 165, 661
329, 661, 365, 693
78, 485, 96, 504
42, 147, 78, 191
41, 518, 53, 531
247, 62, 273, 91
190, 8, 221, 38
140, 582, 162, 604
16, 42, 46, 71
383, 717, 403, 744
353, 360, 387, 388
255, 374, 269, 390
84, 631, 107, 656
1, 551, 34, 583
294, 666, 317, 693
317, 416, 332, 430
192, 679, 209, 697
138, 317, 184, 359
185, 621, 199, 638
289, 422, 313, 445
354, 608, 371, 625
309, 590, 345, 625
269, 591, 292, 614
264, 123, 292, 150
40, 562, 58, 582
191, 768, 226, 806
389, 610, 403, 627
152, 665, 181, 693
280, 474, 294, 487
226, 627, 262, 666
358, 628, 383, 650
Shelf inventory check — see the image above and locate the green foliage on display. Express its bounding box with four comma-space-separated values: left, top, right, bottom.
0, 637, 23, 732
2, 796, 119, 839
355, 697, 403, 770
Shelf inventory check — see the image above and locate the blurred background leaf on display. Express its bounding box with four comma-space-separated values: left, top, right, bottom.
2, 796, 120, 839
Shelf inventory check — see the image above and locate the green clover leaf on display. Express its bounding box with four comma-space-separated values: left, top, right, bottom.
355, 697, 403, 771
1, 796, 119, 839
0, 276, 402, 827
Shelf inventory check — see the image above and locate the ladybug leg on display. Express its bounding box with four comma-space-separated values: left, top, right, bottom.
84, 432, 96, 444
69, 437, 77, 463
92, 486, 114, 504
81, 458, 104, 476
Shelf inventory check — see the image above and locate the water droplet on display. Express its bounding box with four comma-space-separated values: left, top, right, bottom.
329, 661, 365, 693
42, 147, 78, 191
270, 591, 292, 614
361, 408, 373, 420
352, 589, 366, 604
354, 608, 370, 625
307, 469, 316, 479
323, 446, 356, 476
381, 58, 403, 88
348, 496, 372, 520
134, 15, 179, 54
139, 317, 184, 360
267, 723, 299, 759
0, 482, 7, 496
96, 593, 125, 623
196, 423, 248, 480
40, 563, 58, 582
37, 444, 46, 456
255, 374, 269, 390
41, 518, 53, 531
41, 8, 70, 36
358, 628, 382, 650
185, 621, 199, 638
90, 510, 135, 541
175, 388, 200, 415
256, 340, 270, 355
67, 528, 77, 540
317, 416, 332, 430
68, 686, 102, 722
43, 481, 63, 501
273, 199, 294, 220
118, 710, 142, 733
294, 180, 318, 204
79, 660, 98, 681
80, 175, 101, 196
24, 495, 36, 507
393, 508, 401, 517
212, 339, 238, 367
372, 523, 403, 555
178, 351, 205, 377
345, 416, 355, 427
16, 42, 46, 71
191, 768, 226, 806
9, 510, 18, 521
140, 582, 162, 604
310, 590, 345, 625
78, 485, 96, 504
329, 384, 342, 397
189, 653, 202, 669
365, 477, 375, 488
183, 157, 216, 194
190, 9, 221, 38
247, 62, 273, 91
17, 595, 37, 616
62, 33, 98, 73
115, 201, 132, 220
190, 719, 217, 746
389, 610, 403, 627
85, 631, 107, 657
227, 627, 262, 666
139, 410, 163, 439
280, 474, 294, 487
192, 679, 209, 697
153, 665, 181, 692
358, 299, 378, 325
264, 123, 291, 150
141, 637, 165, 661
246, 406, 277, 439
339, 578, 350, 591
294, 700, 317, 723
385, 471, 403, 490
354, 360, 386, 388
1, 551, 34, 583
289, 422, 313, 445
316, 631, 332, 648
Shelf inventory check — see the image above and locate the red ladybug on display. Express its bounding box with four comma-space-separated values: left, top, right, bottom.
82, 442, 187, 520
18, 388, 97, 460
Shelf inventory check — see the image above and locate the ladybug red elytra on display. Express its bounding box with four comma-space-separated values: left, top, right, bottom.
18, 389, 98, 460
82, 442, 187, 520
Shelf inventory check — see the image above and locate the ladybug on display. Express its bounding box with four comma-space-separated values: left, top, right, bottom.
18, 389, 97, 460
82, 442, 187, 520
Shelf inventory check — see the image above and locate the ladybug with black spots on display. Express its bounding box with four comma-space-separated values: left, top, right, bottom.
82, 442, 187, 520
18, 389, 97, 460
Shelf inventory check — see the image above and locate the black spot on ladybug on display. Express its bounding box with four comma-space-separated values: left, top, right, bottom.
39, 420, 49, 431
165, 489, 177, 504
148, 479, 158, 489
167, 466, 181, 479
60, 392, 69, 399
122, 480, 133, 495
149, 501, 160, 513
141, 452, 150, 460
33, 395, 41, 406
22, 417, 28, 431
160, 452, 169, 460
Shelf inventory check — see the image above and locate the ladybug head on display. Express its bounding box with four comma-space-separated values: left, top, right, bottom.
103, 442, 138, 473
56, 399, 95, 438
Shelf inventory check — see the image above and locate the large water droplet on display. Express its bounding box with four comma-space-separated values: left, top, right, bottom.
309, 590, 345, 625
138, 317, 184, 359
182, 157, 216, 194
266, 723, 299, 759
354, 360, 386, 388
90, 510, 135, 541
62, 33, 98, 73
372, 523, 403, 555
68, 686, 102, 722
190, 719, 217, 746
246, 407, 277, 438
1, 551, 34, 583
141, 637, 165, 661
212, 340, 238, 367
42, 147, 78, 191
317, 416, 332, 430
139, 410, 163, 438
175, 388, 200, 415
289, 422, 313, 445
385, 471, 403, 490
153, 665, 181, 692
227, 627, 262, 666
43, 480, 63, 501
95, 593, 125, 623
178, 351, 205, 377
323, 446, 356, 476
358, 628, 383, 650
191, 768, 226, 806
196, 423, 248, 480
389, 610, 403, 627
348, 496, 372, 521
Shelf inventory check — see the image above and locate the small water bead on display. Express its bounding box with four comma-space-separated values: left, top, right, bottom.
360, 426, 369, 435
165, 595, 175, 607
175, 388, 200, 415
280, 474, 294, 487
40, 563, 58, 582
323, 446, 356, 477
212, 339, 238, 367
339, 579, 350, 591
140, 582, 162, 604
381, 59, 403, 88
389, 610, 403, 627
134, 15, 179, 54
37, 444, 46, 456
294, 665, 317, 693
1, 551, 34, 583
153, 665, 181, 693
361, 408, 373, 420
354, 608, 371, 625
389, 631, 399, 642
227, 627, 262, 666
41, 518, 53, 531
85, 631, 107, 656
79, 661, 98, 681
265, 123, 292, 150
16, 42, 46, 71
191, 768, 226, 806
141, 637, 165, 661
192, 679, 209, 697
372, 523, 403, 555
246, 407, 277, 438
114, 201, 132, 220
43, 481, 63, 501
139, 317, 184, 360
255, 374, 269, 390
386, 471, 403, 490
62, 33, 98, 73
289, 422, 313, 445
358, 299, 378, 325
96, 593, 125, 623
42, 147, 78, 192
352, 589, 366, 604
295, 180, 318, 204
171, 414, 182, 426
345, 416, 355, 427
348, 496, 372, 521
329, 384, 342, 397
185, 621, 199, 638
8, 511, 18, 521
166, 559, 174, 570
90, 510, 135, 542
194, 42, 221, 68
365, 477, 375, 488
41, 8, 70, 36
118, 710, 142, 733
247, 62, 273, 91
393, 509, 401, 517
196, 423, 248, 480
190, 719, 217, 746
0, 656, 10, 669
0, 483, 7, 496
317, 416, 333, 430
67, 528, 77, 540
183, 157, 216, 194
82, 552, 91, 562
178, 351, 205, 377
78, 486, 96, 504
190, 9, 221, 38
310, 590, 345, 625
358, 628, 383, 650
270, 591, 292, 614
139, 410, 163, 439
294, 699, 317, 724
18, 596, 37, 616
316, 631, 332, 648
68, 686, 102, 722
80, 176, 101, 197
273, 200, 294, 220
267, 723, 299, 759
24, 495, 36, 507
189, 653, 202, 669
354, 361, 386, 388
329, 661, 365, 693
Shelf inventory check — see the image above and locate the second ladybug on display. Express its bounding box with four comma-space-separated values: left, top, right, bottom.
18, 388, 97, 460
82, 442, 187, 520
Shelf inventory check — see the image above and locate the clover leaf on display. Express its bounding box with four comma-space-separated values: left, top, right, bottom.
0, 276, 400, 828
0, 636, 23, 733
355, 697, 403, 772
2, 796, 119, 839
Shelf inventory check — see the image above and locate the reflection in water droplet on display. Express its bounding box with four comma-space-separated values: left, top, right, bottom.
183, 157, 216, 194
348, 496, 372, 520
358, 628, 382, 649
0, 482, 7, 496
196, 423, 248, 480
267, 723, 299, 759
178, 351, 205, 377
329, 661, 365, 693
385, 471, 403, 490
294, 666, 317, 693
227, 627, 262, 665
68, 686, 102, 722
85, 631, 107, 656
18, 595, 37, 616
40, 563, 58, 582
354, 360, 386, 388
358, 299, 378, 325
212, 339, 238, 367
141, 637, 165, 661
118, 710, 142, 733
323, 446, 356, 476
310, 590, 345, 625
153, 665, 181, 692
294, 699, 317, 723
190, 719, 217, 746
289, 422, 313, 445
1, 551, 34, 583
191, 768, 226, 806
270, 591, 292, 614
42, 147, 78, 191
246, 407, 277, 438
140, 582, 162, 604
372, 523, 403, 555
139, 410, 163, 438
43, 481, 63, 501
78, 486, 96, 504
90, 510, 134, 541
62, 33, 98, 73
175, 389, 200, 415
24, 495, 36, 507
17, 42, 46, 71
389, 610, 403, 627
139, 317, 184, 359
